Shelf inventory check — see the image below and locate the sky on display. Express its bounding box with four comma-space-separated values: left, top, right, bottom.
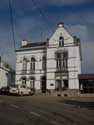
0, 0, 94, 73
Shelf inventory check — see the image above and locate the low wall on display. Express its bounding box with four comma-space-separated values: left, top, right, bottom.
46, 89, 80, 97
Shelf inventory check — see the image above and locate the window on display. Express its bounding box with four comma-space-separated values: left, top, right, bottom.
56, 53, 62, 71
59, 36, 64, 47
21, 77, 26, 85
29, 77, 35, 89
30, 57, 35, 73
55, 80, 68, 90
56, 51, 68, 72
63, 52, 68, 69
56, 80, 62, 89
22, 58, 27, 74
42, 56, 46, 70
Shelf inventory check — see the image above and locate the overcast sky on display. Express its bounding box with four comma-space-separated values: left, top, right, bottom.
0, 0, 94, 73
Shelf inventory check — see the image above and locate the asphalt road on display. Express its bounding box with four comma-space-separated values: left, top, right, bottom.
0, 95, 94, 125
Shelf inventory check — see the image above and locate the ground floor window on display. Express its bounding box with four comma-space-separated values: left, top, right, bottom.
55, 79, 68, 91
41, 76, 46, 93
79, 80, 94, 93
21, 77, 27, 85
63, 80, 68, 88
29, 77, 35, 90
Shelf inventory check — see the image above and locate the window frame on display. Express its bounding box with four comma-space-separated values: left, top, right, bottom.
30, 57, 35, 73
22, 58, 27, 74
59, 36, 64, 47
42, 56, 46, 71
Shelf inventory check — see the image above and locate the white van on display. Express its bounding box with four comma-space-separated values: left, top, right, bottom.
9, 84, 32, 96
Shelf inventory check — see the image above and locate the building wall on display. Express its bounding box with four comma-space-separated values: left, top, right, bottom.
46, 25, 81, 90
16, 23, 81, 92
0, 67, 15, 88
0, 68, 8, 88
16, 48, 46, 90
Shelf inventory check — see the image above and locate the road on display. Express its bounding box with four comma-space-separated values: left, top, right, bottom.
0, 95, 94, 125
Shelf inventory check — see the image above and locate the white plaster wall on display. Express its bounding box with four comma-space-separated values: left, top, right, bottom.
0, 68, 8, 88
46, 25, 81, 90
16, 24, 81, 91
49, 26, 74, 46
16, 48, 46, 90
69, 79, 79, 89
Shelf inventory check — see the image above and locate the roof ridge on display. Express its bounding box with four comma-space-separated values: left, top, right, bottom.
21, 41, 47, 48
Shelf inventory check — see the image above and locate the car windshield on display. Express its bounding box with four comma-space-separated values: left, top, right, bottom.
10, 84, 19, 88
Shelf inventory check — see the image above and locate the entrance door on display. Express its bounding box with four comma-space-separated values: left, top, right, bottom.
56, 80, 62, 89
29, 77, 35, 91
41, 76, 46, 93
63, 80, 68, 89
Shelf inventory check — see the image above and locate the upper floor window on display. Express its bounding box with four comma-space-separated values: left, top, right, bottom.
30, 57, 35, 73
59, 36, 64, 47
56, 53, 62, 71
42, 56, 46, 70
63, 51, 68, 69
56, 51, 68, 72
22, 58, 27, 74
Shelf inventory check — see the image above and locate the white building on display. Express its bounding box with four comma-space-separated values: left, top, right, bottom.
16, 22, 81, 95
0, 60, 15, 88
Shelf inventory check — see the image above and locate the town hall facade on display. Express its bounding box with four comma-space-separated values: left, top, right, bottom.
16, 23, 81, 95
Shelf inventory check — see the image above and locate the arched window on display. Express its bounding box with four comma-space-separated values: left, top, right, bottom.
30, 57, 35, 73
42, 56, 46, 70
22, 58, 27, 74
59, 36, 64, 47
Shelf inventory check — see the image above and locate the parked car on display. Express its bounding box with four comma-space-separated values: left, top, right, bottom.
9, 84, 32, 96
0, 86, 9, 95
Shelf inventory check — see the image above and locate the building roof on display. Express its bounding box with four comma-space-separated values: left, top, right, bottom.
0, 62, 15, 73
21, 41, 47, 48
79, 74, 94, 79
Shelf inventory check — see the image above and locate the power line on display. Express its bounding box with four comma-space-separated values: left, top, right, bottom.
9, 0, 16, 50
31, 0, 49, 42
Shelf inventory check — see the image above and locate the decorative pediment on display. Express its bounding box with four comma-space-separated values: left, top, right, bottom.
49, 23, 74, 46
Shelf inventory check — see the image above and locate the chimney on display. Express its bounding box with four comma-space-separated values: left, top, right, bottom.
57, 22, 64, 28
21, 40, 28, 47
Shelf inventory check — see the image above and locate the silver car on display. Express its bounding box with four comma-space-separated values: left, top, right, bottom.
9, 84, 32, 96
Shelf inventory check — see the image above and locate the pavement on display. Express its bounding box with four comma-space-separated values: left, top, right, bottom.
0, 95, 94, 125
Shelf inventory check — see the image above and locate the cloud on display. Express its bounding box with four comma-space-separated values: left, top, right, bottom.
0, 16, 94, 73
0, 0, 91, 10
67, 24, 94, 73
81, 41, 94, 73
10, 15, 94, 73
37, 0, 90, 6
0, 0, 94, 73
59, 9, 94, 25
0, 25, 16, 69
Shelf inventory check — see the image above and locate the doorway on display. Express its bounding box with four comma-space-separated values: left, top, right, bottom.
29, 77, 35, 90
56, 79, 68, 90
41, 76, 46, 93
